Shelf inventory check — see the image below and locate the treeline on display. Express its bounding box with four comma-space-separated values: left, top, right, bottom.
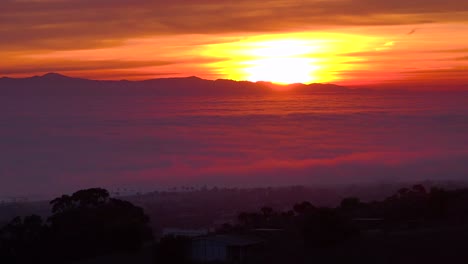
220, 185, 468, 245
127, 183, 412, 231
155, 185, 468, 264
3, 185, 468, 263
0, 188, 152, 264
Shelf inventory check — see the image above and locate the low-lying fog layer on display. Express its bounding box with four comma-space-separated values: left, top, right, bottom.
1, 91, 468, 197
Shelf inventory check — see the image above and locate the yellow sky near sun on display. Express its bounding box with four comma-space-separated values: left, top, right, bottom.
2, 31, 381, 82
200, 32, 378, 84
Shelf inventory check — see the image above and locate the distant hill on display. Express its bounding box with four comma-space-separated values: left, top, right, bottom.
0, 73, 353, 96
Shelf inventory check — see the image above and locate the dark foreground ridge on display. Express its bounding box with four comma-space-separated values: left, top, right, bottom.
2, 185, 468, 263
0, 72, 351, 96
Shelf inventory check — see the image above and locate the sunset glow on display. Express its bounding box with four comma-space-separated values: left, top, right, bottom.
242, 39, 319, 84
200, 33, 379, 84
1, 0, 468, 87
1, 0, 468, 204
245, 58, 319, 84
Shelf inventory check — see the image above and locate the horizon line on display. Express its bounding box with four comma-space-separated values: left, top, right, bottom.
2, 72, 468, 91
1, 72, 343, 87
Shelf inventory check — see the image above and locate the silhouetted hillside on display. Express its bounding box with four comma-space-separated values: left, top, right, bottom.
0, 73, 353, 96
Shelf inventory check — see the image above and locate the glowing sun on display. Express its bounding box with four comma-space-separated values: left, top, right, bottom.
202, 32, 376, 85
244, 58, 319, 84
242, 40, 320, 84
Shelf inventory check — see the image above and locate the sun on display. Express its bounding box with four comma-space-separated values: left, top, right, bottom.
242, 39, 320, 84
201, 32, 378, 85
244, 57, 319, 84
202, 36, 323, 84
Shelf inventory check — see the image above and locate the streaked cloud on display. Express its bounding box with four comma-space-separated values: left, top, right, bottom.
1, 0, 468, 84
2, 0, 468, 50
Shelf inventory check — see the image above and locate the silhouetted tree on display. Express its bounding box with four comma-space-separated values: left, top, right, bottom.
300, 208, 357, 248
340, 197, 361, 210
293, 201, 315, 215
47, 188, 153, 262
428, 187, 449, 219
1, 188, 153, 263
412, 184, 427, 194
0, 215, 47, 263
261, 206, 274, 218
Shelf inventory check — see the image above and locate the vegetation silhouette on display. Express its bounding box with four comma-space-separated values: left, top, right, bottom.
4, 184, 468, 263
0, 215, 46, 263
210, 185, 468, 263
0, 188, 152, 263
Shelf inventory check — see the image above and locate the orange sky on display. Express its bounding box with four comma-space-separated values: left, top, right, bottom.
1, 0, 468, 86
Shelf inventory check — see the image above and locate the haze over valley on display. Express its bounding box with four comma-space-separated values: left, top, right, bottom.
1, 74, 467, 198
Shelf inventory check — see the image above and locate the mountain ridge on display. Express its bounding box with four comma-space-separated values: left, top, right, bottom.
0, 73, 353, 96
